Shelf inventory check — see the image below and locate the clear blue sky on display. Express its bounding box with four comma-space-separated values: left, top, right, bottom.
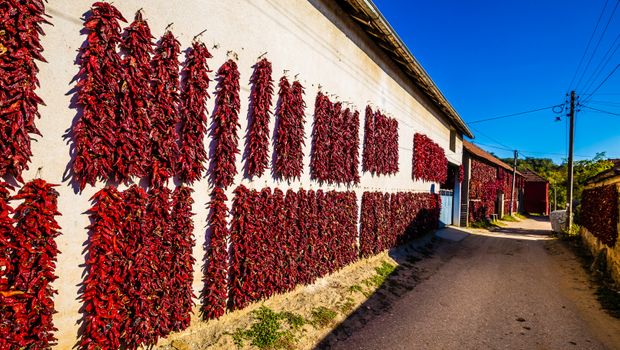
374, 0, 620, 163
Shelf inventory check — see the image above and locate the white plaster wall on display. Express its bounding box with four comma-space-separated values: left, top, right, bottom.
21, 0, 464, 348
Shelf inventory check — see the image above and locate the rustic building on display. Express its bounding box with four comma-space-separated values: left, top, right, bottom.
521, 169, 549, 215
460, 140, 524, 226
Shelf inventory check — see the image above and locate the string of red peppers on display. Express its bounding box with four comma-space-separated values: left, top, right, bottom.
468, 158, 500, 222
211, 59, 241, 188
202, 187, 229, 320
0, 180, 61, 349
149, 31, 181, 187
458, 164, 465, 183
274, 77, 306, 180
412, 133, 448, 183
72, 3, 126, 190
310, 92, 360, 184
114, 11, 154, 183
245, 58, 274, 178
581, 185, 619, 247
80, 185, 195, 349
229, 185, 357, 310
168, 185, 196, 331
361, 107, 399, 175
177, 41, 212, 184
360, 191, 440, 257
0, 0, 49, 182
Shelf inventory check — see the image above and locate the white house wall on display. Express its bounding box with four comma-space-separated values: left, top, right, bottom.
25, 1, 464, 348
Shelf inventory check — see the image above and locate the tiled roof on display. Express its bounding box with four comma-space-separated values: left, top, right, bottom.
520, 169, 548, 183
463, 140, 521, 174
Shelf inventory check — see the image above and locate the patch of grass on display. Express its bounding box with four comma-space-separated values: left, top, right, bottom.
513, 213, 527, 220
337, 297, 356, 314
310, 306, 338, 328
363, 261, 396, 288
349, 284, 363, 294
231, 306, 306, 349
500, 215, 519, 222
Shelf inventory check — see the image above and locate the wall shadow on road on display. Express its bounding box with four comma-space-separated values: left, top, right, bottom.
314, 232, 454, 349
314, 224, 552, 349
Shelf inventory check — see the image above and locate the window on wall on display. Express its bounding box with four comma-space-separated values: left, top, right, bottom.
450, 130, 457, 152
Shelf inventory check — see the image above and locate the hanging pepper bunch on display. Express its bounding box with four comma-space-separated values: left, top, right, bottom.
458, 164, 464, 183
177, 41, 212, 184
0, 0, 49, 181
362, 106, 376, 173
72, 3, 126, 190
310, 92, 360, 183
229, 186, 358, 310
79, 187, 126, 350
274, 77, 306, 180
0, 180, 61, 349
149, 31, 181, 187
168, 185, 195, 331
468, 158, 500, 221
115, 11, 154, 183
211, 59, 241, 188
144, 187, 172, 337
412, 133, 447, 183
119, 185, 154, 349
245, 58, 274, 178
310, 92, 331, 181
361, 191, 441, 256
361, 107, 399, 176
202, 187, 229, 320
581, 185, 619, 247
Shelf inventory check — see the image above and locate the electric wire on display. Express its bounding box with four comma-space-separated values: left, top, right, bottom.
582, 104, 620, 115
580, 30, 620, 95
575, 0, 620, 91
582, 63, 620, 103
466, 105, 560, 124
568, 0, 610, 91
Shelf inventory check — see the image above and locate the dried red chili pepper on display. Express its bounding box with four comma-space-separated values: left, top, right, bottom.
169, 185, 196, 331
274, 77, 306, 180
362, 106, 376, 174
412, 133, 447, 183
245, 58, 274, 178
581, 185, 619, 247
468, 159, 500, 222
115, 11, 154, 183
149, 31, 181, 187
211, 59, 241, 188
79, 187, 127, 350
0, 180, 61, 349
72, 2, 126, 190
362, 107, 398, 176
177, 41, 212, 184
0, 0, 49, 182
310, 92, 331, 182
202, 187, 229, 320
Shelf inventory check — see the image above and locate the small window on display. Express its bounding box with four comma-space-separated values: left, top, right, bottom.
449, 130, 456, 152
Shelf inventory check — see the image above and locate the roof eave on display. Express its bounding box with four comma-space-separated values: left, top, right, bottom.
337, 0, 474, 138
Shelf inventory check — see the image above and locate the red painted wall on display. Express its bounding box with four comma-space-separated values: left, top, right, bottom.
524, 181, 549, 215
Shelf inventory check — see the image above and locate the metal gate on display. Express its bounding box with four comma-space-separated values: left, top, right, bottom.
439, 189, 454, 228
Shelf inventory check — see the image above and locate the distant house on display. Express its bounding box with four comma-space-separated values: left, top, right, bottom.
521, 169, 549, 215
460, 141, 524, 226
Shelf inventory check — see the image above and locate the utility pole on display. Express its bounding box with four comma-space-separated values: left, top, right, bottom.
554, 186, 557, 211
510, 150, 518, 215
566, 91, 576, 232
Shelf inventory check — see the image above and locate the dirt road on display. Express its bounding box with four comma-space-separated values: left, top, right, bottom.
318, 217, 620, 350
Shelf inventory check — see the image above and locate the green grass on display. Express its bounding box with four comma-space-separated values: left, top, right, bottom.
310, 306, 338, 328
513, 213, 528, 220
349, 284, 363, 294
231, 306, 307, 349
363, 261, 396, 288
500, 215, 519, 222
337, 297, 356, 314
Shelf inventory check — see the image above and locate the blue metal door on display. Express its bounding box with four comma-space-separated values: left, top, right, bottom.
439, 189, 453, 227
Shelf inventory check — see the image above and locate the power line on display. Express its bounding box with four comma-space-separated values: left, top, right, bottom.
466, 105, 559, 124
470, 141, 598, 159
575, 0, 620, 91
582, 104, 620, 116
469, 126, 514, 150
568, 0, 610, 91
582, 63, 620, 103
580, 30, 620, 95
